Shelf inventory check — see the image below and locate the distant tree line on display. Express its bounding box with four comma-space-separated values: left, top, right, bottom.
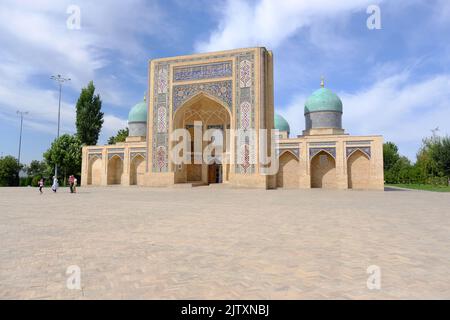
384, 135, 450, 185
0, 81, 104, 187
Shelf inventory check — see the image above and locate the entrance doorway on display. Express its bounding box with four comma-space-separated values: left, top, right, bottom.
208, 163, 222, 184
172, 93, 231, 185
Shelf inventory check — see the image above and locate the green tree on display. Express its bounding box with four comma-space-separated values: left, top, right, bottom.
416, 135, 441, 179
26, 160, 49, 177
0, 156, 23, 186
43, 134, 82, 184
383, 142, 400, 171
76, 81, 104, 146
431, 136, 450, 180
108, 127, 129, 145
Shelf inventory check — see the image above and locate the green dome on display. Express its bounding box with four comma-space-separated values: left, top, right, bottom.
304, 87, 343, 114
128, 100, 147, 122
274, 113, 290, 134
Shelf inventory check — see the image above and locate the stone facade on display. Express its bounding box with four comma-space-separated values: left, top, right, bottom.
81, 47, 384, 190
145, 47, 275, 188
276, 135, 384, 190
81, 142, 147, 186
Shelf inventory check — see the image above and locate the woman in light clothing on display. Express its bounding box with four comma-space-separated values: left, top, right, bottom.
51, 176, 59, 193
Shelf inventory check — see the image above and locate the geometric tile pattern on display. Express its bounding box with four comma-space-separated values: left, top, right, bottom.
309, 147, 336, 160
108, 153, 124, 160
277, 148, 300, 159
152, 63, 169, 172
346, 147, 371, 159
130, 152, 146, 160
173, 61, 232, 82
235, 53, 255, 174
239, 59, 252, 88
346, 140, 372, 146
157, 106, 167, 133
172, 81, 232, 113
239, 101, 251, 130
88, 153, 102, 161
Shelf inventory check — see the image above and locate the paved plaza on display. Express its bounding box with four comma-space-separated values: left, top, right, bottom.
0, 186, 449, 299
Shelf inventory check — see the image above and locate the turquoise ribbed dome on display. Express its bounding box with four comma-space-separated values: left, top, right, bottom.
304, 87, 343, 114
128, 100, 147, 122
274, 113, 290, 134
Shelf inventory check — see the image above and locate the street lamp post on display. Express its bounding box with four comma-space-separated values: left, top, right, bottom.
16, 111, 28, 165
50, 74, 71, 179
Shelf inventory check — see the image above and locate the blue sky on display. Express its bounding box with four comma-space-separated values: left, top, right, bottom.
0, 0, 449, 163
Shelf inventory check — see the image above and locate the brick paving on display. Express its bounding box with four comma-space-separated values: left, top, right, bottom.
0, 186, 449, 299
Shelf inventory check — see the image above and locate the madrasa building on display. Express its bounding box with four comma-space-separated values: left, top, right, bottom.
81, 47, 384, 190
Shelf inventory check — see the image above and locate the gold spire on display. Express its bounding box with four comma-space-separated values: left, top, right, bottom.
320, 76, 325, 88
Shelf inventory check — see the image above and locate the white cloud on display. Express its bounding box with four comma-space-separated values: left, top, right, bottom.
0, 0, 162, 146
99, 115, 128, 144
195, 0, 381, 52
342, 72, 450, 158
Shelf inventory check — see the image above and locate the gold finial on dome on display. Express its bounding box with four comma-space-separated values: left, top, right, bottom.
320, 76, 325, 88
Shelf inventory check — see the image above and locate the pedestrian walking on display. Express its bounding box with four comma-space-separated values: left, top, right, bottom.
73, 177, 78, 193
69, 175, 75, 193
51, 176, 59, 193
38, 178, 44, 194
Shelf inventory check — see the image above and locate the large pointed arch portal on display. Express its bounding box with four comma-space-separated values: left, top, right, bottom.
172, 92, 231, 185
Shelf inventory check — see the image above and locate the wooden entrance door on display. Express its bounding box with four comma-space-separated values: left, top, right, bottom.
208, 164, 222, 184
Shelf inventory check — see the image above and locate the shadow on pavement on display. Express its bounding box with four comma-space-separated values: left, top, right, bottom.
384, 186, 409, 192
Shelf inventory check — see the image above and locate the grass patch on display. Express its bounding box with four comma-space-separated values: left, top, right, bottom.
387, 184, 450, 192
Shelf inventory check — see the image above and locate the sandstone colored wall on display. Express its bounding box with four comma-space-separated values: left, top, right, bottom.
347, 150, 370, 189
310, 151, 337, 188
277, 152, 300, 189
130, 155, 146, 186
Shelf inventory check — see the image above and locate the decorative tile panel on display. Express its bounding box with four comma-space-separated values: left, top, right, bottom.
173, 61, 232, 82
156, 146, 167, 171
152, 63, 170, 172
130, 152, 146, 160
346, 147, 371, 159
235, 53, 255, 174
108, 153, 124, 160
346, 140, 372, 146
88, 153, 102, 161
157, 106, 167, 133
172, 81, 232, 113
239, 101, 251, 130
277, 148, 300, 159
309, 142, 336, 146
309, 147, 336, 160
239, 59, 252, 88
157, 65, 168, 94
